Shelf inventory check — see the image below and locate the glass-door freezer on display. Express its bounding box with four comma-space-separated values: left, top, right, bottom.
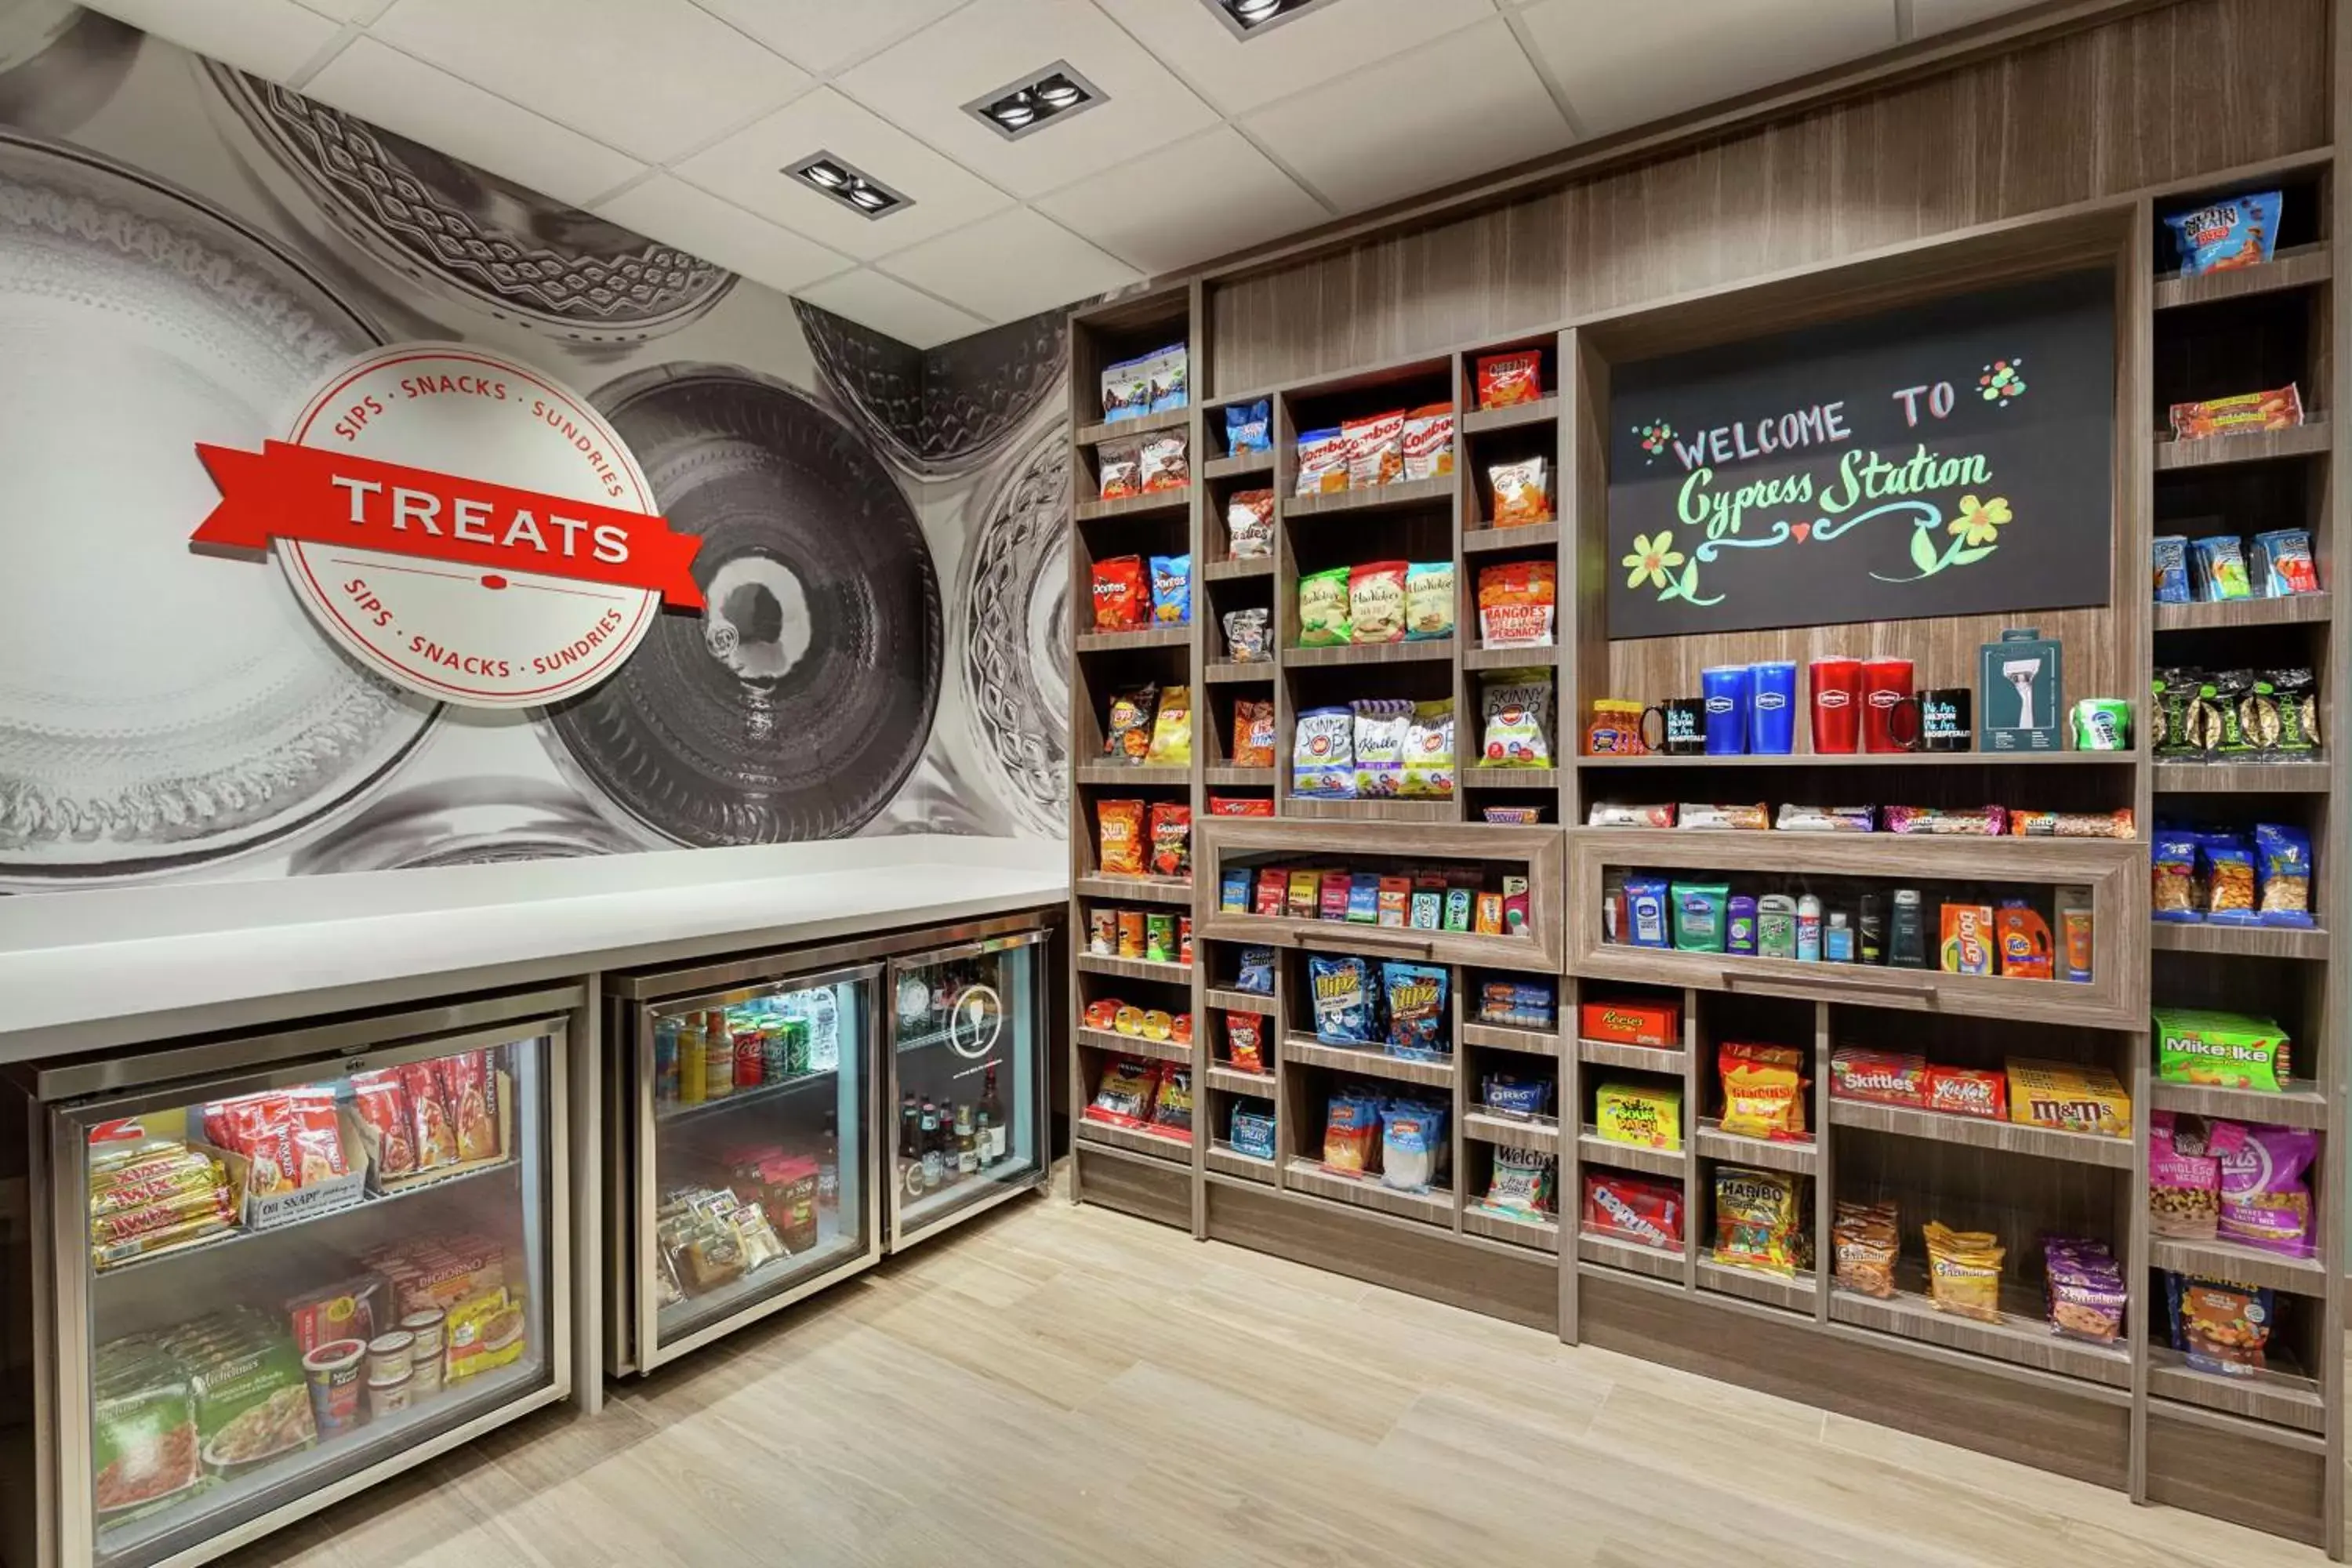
29, 989, 575, 1568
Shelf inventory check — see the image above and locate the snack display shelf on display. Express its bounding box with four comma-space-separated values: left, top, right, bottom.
1282, 475, 1454, 517
1575, 749, 2122, 767
1577, 1230, 1684, 1283
1200, 912, 1548, 972
1072, 873, 1192, 906
1076, 1117, 1193, 1163
1279, 640, 1454, 669
1824, 1097, 2134, 1169
1462, 1022, 1560, 1057
2151, 240, 2333, 307
1200, 555, 1275, 581
1202, 765, 1274, 786
1205, 1142, 1275, 1183
1462, 646, 1561, 670
653, 1067, 830, 1126
1695, 1251, 1815, 1315
1073, 953, 1191, 984
2151, 415, 2332, 469
1281, 1158, 1452, 1225
1573, 1036, 1679, 1073
2146, 1346, 2328, 1436
2151, 590, 2332, 630
1828, 1283, 2132, 1389
1203, 986, 1276, 1014
1281, 1034, 1453, 1090
1204, 1064, 1276, 1096
2146, 1078, 2329, 1127
1577, 946, 2132, 1030
1576, 1131, 1685, 1178
1074, 625, 1189, 654
1282, 797, 1459, 823
1203, 662, 1275, 684
2147, 922, 2330, 960
2150, 760, 2331, 791
1073, 763, 1190, 786
1461, 1206, 1559, 1251
658, 1211, 858, 1340
1460, 767, 1559, 789
1075, 1027, 1189, 1066
2147, 1236, 2329, 1298
1200, 451, 1274, 481
1461, 1110, 1559, 1152
1075, 408, 1191, 446
1690, 1120, 1817, 1176
1074, 488, 1190, 523
1461, 521, 1563, 554
1459, 397, 1560, 435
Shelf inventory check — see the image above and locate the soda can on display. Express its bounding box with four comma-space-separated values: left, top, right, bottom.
2070, 698, 2130, 750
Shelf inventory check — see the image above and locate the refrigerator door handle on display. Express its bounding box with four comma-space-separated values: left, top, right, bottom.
884, 928, 1052, 974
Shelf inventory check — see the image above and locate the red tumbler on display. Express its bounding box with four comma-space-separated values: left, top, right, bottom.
1809, 657, 1861, 753
1862, 657, 1918, 752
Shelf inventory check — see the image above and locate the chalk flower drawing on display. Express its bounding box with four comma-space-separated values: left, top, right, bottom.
1631, 420, 1675, 464
1622, 532, 1686, 590
1949, 493, 2012, 547
1979, 357, 2026, 404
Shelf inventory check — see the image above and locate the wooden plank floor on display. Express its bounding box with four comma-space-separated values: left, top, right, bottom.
227, 1185, 2334, 1568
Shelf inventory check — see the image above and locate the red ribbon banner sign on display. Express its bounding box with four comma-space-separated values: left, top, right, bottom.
191, 441, 705, 610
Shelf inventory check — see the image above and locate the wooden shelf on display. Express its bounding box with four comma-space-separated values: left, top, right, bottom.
1463, 1022, 1563, 1057
1696, 1250, 1816, 1314
1577, 1130, 1686, 1178
1577, 944, 2122, 1029
1462, 1206, 1559, 1252
1073, 873, 1192, 906
2149, 922, 2328, 960
1203, 660, 1275, 684
1201, 451, 1274, 481
1691, 1120, 1817, 1175
1283, 797, 1458, 822
1203, 987, 1275, 1014
1200, 909, 1548, 971
1075, 408, 1189, 445
2148, 1236, 2329, 1297
2152, 416, 2331, 470
1827, 1097, 2132, 1168
1077, 1118, 1194, 1163
1461, 766, 1558, 789
2152, 242, 2333, 309
1203, 765, 1275, 787
1075, 488, 1190, 523
2153, 591, 2330, 630
1282, 638, 1454, 668
1463, 1110, 1560, 1152
2147, 1345, 2326, 1436
1461, 521, 1562, 554
1075, 625, 1190, 653
1206, 1063, 1277, 1097
1283, 1033, 1454, 1089
1829, 1283, 2130, 1389
1461, 396, 1559, 434
1206, 1142, 1275, 1183
1075, 1027, 1190, 1065
1073, 953, 1191, 985
1283, 476, 1454, 517
2151, 760, 2330, 792
1577, 749, 2120, 767
1576, 1038, 1686, 1073
2147, 1078, 2328, 1129
1463, 644, 1560, 670
1577, 1229, 1686, 1282
1283, 1158, 1452, 1225
1201, 554, 1275, 580
1073, 762, 1190, 786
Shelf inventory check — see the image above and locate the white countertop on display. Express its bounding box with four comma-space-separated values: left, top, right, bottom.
0, 837, 1067, 1062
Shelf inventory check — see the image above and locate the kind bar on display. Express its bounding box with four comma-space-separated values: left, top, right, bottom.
2005, 1059, 2132, 1139
1829, 1047, 1927, 1107
2153, 1008, 2292, 1092
2169, 382, 2303, 440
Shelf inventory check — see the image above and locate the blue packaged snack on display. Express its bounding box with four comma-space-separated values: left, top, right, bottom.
1225, 397, 1271, 455
1149, 554, 1192, 626
1346, 874, 1381, 924
1236, 946, 1276, 994
1219, 867, 1250, 914
1308, 955, 1375, 1044
1229, 1100, 1276, 1160
2152, 535, 2191, 604
2250, 528, 2320, 596
2200, 834, 2258, 926
2189, 537, 2250, 601
1291, 706, 1356, 797
1378, 1100, 1448, 1192
1482, 1073, 1552, 1120
2254, 822, 2314, 927
1381, 962, 1449, 1060
2152, 832, 2201, 923
1145, 343, 1189, 414
2162, 191, 2281, 277
1625, 877, 1671, 948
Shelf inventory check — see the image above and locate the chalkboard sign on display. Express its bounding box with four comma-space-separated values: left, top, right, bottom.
1606, 271, 2114, 641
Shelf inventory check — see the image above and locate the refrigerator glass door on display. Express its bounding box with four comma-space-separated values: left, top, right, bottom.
56, 1022, 564, 1568
639, 965, 877, 1366
887, 930, 1048, 1246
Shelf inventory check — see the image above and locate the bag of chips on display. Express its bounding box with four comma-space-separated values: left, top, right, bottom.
2162, 190, 2281, 276
1225, 1011, 1267, 1073
1085, 1058, 1160, 1128
1402, 562, 1455, 641
1352, 699, 1411, 797
1298, 566, 1352, 646
1144, 684, 1192, 765
1223, 607, 1270, 663
1097, 439, 1142, 500
2152, 831, 2200, 922
1147, 802, 1191, 879
1400, 700, 1455, 797
1343, 410, 1406, 488
2254, 822, 2314, 927
1715, 1167, 1805, 1276
1402, 403, 1454, 481
1292, 706, 1356, 797
1475, 350, 1542, 408
1091, 555, 1146, 631
1225, 398, 1271, 455
1102, 684, 1157, 762
1236, 946, 1275, 994
1480, 672, 1554, 767
1323, 1091, 1382, 1174
1477, 561, 1555, 647
1489, 458, 1552, 526
1380, 1101, 1447, 1192
1295, 427, 1348, 495
1147, 1065, 1193, 1138
2167, 1271, 2273, 1375
2200, 833, 2256, 923
1308, 955, 1375, 1044
2219, 1123, 2317, 1256
1225, 488, 1274, 559
1231, 699, 1275, 767
1229, 1101, 1276, 1160
1138, 430, 1189, 492
1149, 554, 1191, 626
1924, 1221, 2004, 1323
1717, 1042, 1806, 1140
1382, 962, 1449, 1061
1348, 561, 1408, 644
1097, 799, 1145, 877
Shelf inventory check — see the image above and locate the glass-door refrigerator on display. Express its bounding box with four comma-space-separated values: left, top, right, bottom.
605, 954, 880, 1376
25, 987, 575, 1568
884, 928, 1050, 1250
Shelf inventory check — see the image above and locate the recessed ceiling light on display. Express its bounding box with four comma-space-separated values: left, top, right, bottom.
964, 60, 1105, 141
785, 151, 911, 220
1200, 0, 1342, 38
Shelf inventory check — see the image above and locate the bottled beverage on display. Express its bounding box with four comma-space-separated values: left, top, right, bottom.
654, 1020, 680, 1105
955, 1102, 978, 1178
702, 1011, 735, 1100
677, 1017, 707, 1107
918, 1098, 943, 1191
818, 1108, 840, 1215
1795, 895, 1823, 961
898, 1095, 923, 1197
979, 1064, 1006, 1167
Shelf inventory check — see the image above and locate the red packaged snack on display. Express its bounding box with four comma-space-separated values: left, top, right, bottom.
1254, 867, 1288, 916
1476, 351, 1542, 410
286, 1274, 385, 1357
1581, 1171, 1683, 1250
1225, 1011, 1267, 1073
1829, 1047, 1929, 1107
2169, 383, 2303, 441
1341, 410, 1406, 489
1209, 795, 1273, 816
1091, 555, 1147, 632
400, 1061, 459, 1171
435, 1051, 499, 1163
1317, 869, 1350, 920
1580, 996, 1680, 1049
222, 1094, 297, 1194
1098, 799, 1145, 876
1926, 1065, 2007, 1121
1147, 802, 1191, 879
350, 1070, 416, 1176
286, 1086, 349, 1187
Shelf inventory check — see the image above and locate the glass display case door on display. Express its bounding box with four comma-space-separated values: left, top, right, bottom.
885, 929, 1050, 1249
633, 963, 880, 1371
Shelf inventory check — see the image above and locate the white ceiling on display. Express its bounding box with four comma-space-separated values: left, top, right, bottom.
82, 0, 2046, 350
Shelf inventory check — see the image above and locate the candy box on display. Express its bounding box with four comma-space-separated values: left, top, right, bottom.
1582, 1171, 1682, 1250
1580, 997, 1679, 1049
2152, 1008, 2292, 1092
1926, 1065, 2007, 1122
1594, 1080, 1682, 1150
2006, 1059, 2132, 1138
1829, 1047, 1927, 1107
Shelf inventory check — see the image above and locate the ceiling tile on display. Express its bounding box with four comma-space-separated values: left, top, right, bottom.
1519, 0, 1896, 138
292, 0, 397, 23
1913, 0, 2045, 35
85, 0, 339, 81
673, 87, 1013, 262
1093, 0, 1496, 117
593, 174, 849, 296
833, 0, 1218, 199
1035, 125, 1325, 275
795, 268, 988, 350
685, 0, 969, 74
371, 0, 809, 164
303, 38, 644, 209
1242, 20, 1570, 215
877, 205, 1138, 323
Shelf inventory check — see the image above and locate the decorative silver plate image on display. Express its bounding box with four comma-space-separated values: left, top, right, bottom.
958, 425, 1068, 836
0, 130, 437, 884
0, 1, 136, 137
794, 300, 1066, 479
289, 778, 642, 872
549, 363, 942, 846
202, 63, 733, 346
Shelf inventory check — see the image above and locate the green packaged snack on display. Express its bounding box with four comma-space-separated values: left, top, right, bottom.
2153, 1007, 2293, 1091
1298, 567, 1351, 647
1671, 881, 1730, 953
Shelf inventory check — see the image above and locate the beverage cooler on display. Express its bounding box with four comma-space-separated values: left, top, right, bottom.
7, 988, 576, 1568
602, 916, 1050, 1377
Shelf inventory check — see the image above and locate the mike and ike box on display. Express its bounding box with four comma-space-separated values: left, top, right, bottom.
1580, 996, 1680, 1049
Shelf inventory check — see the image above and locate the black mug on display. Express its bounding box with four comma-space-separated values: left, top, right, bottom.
1918, 688, 1972, 751
1642, 697, 1708, 755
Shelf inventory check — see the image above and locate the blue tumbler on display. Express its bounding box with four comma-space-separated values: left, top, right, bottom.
1701, 666, 1751, 755
1748, 661, 1798, 754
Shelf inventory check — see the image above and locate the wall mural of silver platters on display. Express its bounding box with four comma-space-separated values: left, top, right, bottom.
546, 363, 942, 846
793, 300, 1065, 479
0, 1, 137, 137
201, 63, 734, 347
959, 423, 1069, 837
289, 777, 645, 872
0, 129, 437, 885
